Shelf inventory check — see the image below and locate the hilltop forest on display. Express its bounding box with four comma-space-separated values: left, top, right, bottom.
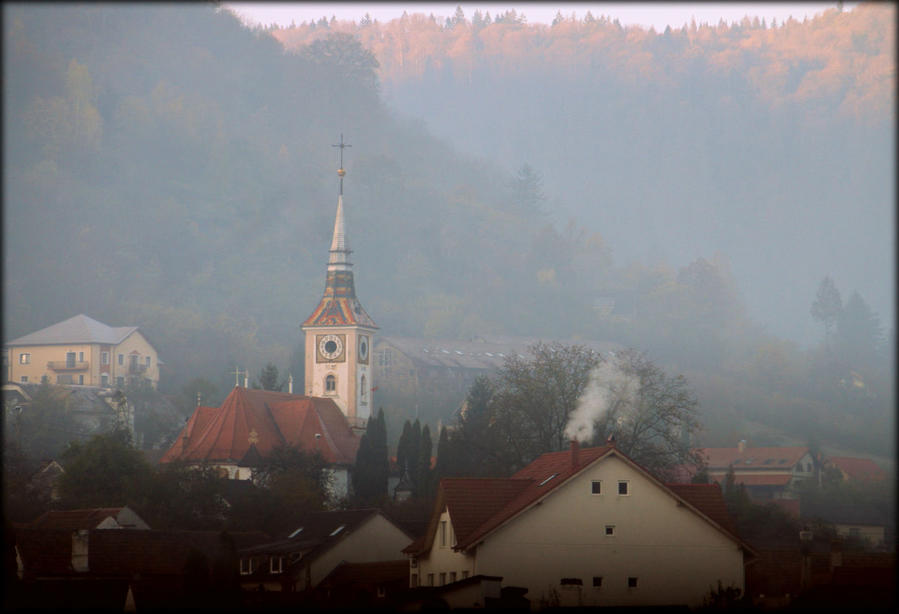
2, 4, 894, 459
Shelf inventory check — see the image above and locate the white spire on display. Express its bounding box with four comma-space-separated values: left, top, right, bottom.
328, 194, 351, 270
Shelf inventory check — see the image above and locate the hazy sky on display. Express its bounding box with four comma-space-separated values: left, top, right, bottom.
227, 2, 851, 30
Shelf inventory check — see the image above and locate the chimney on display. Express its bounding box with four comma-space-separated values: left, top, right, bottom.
738, 440, 746, 454
570, 440, 580, 468
607, 434, 616, 447
244, 373, 249, 388
288, 373, 294, 394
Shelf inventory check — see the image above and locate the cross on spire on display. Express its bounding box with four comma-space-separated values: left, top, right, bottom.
332, 133, 351, 195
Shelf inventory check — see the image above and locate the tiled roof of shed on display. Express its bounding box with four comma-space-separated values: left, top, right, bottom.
6, 314, 138, 346
828, 457, 887, 482
161, 387, 359, 465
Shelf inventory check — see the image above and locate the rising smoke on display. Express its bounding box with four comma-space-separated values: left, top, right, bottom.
564, 356, 639, 443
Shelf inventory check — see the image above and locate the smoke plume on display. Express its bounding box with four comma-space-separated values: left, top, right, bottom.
564, 357, 638, 443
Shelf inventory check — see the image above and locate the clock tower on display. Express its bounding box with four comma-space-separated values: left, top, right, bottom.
302, 136, 376, 429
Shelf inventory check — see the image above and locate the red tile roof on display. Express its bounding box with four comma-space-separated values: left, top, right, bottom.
406, 444, 752, 557
697, 446, 809, 470
160, 387, 360, 465
708, 473, 793, 487
827, 457, 887, 482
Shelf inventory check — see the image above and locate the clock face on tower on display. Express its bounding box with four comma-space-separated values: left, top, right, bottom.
358, 336, 369, 364
317, 334, 345, 362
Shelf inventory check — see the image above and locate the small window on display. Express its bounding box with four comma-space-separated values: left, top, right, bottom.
146, 356, 151, 367
101, 374, 109, 387
440, 520, 447, 546
325, 374, 336, 393
591, 480, 602, 495
240, 558, 254, 575
439, 572, 446, 586
449, 571, 457, 583
410, 557, 418, 569
116, 376, 124, 387
377, 585, 386, 598
118, 354, 124, 365
270, 556, 283, 574
411, 573, 418, 587
618, 481, 629, 495
20, 375, 28, 383
628, 577, 638, 588
560, 578, 583, 586
593, 576, 603, 588
41, 375, 49, 384
605, 525, 615, 536
19, 353, 31, 364
101, 351, 109, 365
78, 375, 84, 385
427, 573, 434, 587
462, 571, 469, 579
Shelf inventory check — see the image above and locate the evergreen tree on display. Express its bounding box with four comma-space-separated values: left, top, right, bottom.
372, 408, 389, 499
415, 425, 433, 499
407, 419, 422, 490
810, 276, 843, 347
396, 420, 413, 478
835, 291, 883, 367
254, 362, 283, 391
352, 431, 373, 500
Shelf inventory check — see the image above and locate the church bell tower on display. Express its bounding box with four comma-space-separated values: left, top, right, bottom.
302, 135, 377, 429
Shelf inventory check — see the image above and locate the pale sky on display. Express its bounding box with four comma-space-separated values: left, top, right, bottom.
226, 2, 851, 31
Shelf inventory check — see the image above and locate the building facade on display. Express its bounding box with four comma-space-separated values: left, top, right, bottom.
406, 443, 753, 609
5, 314, 160, 389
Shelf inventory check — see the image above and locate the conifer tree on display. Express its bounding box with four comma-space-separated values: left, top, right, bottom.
416, 425, 433, 499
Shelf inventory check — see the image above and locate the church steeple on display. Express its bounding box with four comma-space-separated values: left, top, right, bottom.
302, 135, 377, 426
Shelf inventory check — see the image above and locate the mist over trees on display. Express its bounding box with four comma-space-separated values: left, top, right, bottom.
3, 4, 894, 461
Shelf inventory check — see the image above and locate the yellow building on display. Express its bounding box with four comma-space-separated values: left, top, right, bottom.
5, 314, 161, 389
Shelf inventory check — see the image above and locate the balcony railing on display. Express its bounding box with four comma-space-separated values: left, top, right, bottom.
47, 360, 89, 372
128, 363, 147, 375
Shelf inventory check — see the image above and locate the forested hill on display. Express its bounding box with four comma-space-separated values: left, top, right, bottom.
273, 4, 895, 347
4, 4, 553, 384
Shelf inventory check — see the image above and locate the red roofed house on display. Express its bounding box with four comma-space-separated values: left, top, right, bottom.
404, 442, 754, 609
826, 456, 888, 483
161, 387, 360, 497
696, 442, 818, 505
28, 506, 150, 531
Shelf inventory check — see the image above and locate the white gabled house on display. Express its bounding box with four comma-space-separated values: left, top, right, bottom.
405, 442, 755, 609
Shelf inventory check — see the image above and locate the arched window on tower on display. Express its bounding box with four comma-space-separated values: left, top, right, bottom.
360, 375, 367, 404
325, 374, 336, 393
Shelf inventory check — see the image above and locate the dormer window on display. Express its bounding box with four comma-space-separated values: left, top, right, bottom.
330, 524, 345, 536
289, 527, 304, 538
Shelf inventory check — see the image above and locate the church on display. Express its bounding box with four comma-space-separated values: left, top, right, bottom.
161, 137, 376, 498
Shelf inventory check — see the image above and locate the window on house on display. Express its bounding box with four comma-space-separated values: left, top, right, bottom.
462, 571, 469, 579
325, 374, 336, 393
20, 376, 28, 383
41, 375, 48, 384
78, 375, 84, 385
591, 480, 602, 494
560, 578, 583, 586
78, 351, 84, 362
605, 525, 615, 536
360, 375, 367, 403
440, 521, 447, 546
593, 577, 603, 588
439, 572, 446, 586
270, 556, 283, 574
449, 572, 457, 583
118, 354, 124, 365
411, 573, 418, 587
410, 557, 418, 568
146, 356, 151, 368
57, 374, 73, 384
101, 374, 109, 387
116, 376, 124, 388
66, 352, 76, 368
239, 558, 254, 575
19, 353, 31, 364
376, 585, 386, 598
427, 574, 434, 587
102, 351, 109, 365
628, 577, 638, 588
618, 481, 629, 495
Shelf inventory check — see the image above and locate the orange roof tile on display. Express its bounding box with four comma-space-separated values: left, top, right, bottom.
827, 457, 887, 482
161, 388, 359, 465
709, 473, 793, 487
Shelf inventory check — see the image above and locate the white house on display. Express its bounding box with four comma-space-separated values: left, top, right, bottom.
405, 442, 755, 609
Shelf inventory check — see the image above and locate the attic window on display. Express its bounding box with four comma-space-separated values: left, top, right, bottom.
330, 525, 345, 536
763, 459, 774, 464
778, 459, 788, 464
539, 473, 558, 487
289, 527, 304, 538
744, 458, 754, 464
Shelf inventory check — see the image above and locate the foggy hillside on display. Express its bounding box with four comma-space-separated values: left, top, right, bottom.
3, 4, 893, 457
274, 4, 895, 348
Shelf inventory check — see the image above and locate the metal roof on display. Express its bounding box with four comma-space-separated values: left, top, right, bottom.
6, 314, 139, 346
